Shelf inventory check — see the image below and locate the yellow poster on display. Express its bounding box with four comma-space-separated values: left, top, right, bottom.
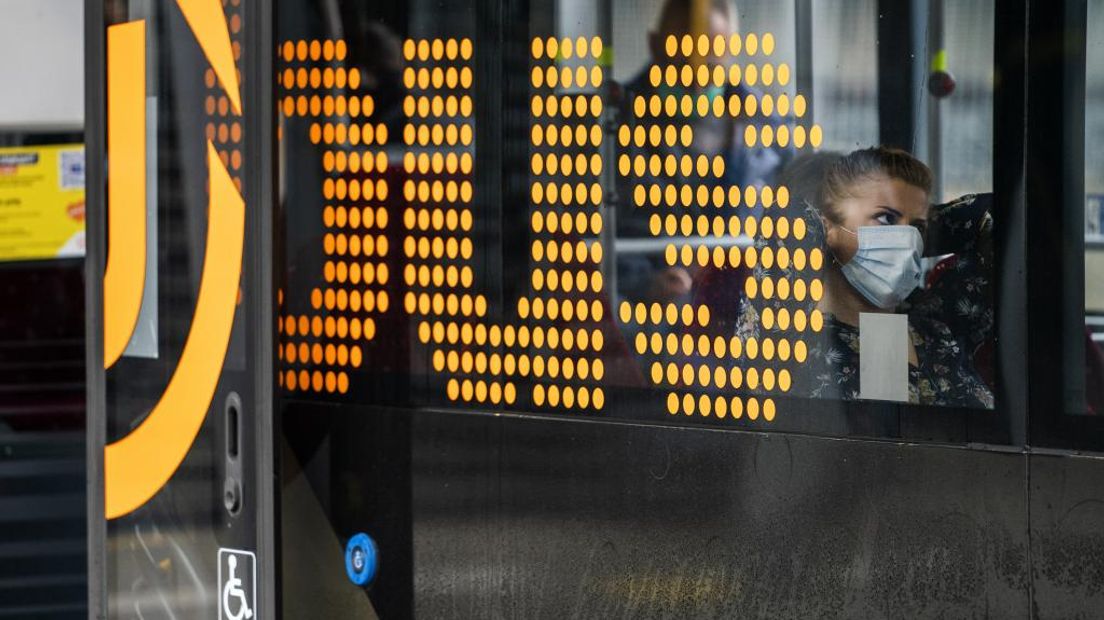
0, 143, 85, 261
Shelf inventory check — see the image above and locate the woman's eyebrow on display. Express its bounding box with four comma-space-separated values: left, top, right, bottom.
875, 205, 903, 217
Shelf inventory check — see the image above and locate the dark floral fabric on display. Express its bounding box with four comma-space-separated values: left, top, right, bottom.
737, 193, 995, 409
798, 313, 994, 407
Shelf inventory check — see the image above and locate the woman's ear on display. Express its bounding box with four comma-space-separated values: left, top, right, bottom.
823, 216, 838, 247
820, 215, 847, 265
819, 214, 839, 246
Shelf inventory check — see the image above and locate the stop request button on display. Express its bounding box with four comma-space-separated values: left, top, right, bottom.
344, 532, 379, 586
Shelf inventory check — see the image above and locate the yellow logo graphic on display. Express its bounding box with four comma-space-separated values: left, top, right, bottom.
103, 0, 244, 519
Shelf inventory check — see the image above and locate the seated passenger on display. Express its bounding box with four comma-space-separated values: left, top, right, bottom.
742, 147, 994, 407
616, 0, 790, 307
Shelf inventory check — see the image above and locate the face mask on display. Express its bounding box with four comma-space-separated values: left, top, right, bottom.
837, 225, 924, 309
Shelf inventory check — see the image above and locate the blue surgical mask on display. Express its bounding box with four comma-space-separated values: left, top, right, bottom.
838, 225, 924, 309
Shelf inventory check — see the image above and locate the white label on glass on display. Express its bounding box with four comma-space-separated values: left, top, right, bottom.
859, 312, 910, 402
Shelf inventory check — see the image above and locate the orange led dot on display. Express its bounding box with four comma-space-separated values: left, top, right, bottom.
794, 124, 812, 146
810, 124, 824, 148
761, 64, 775, 87
761, 125, 775, 147
663, 35, 680, 58
414, 39, 430, 61
794, 309, 808, 332
744, 124, 757, 147
428, 38, 444, 60
793, 94, 808, 118
792, 218, 807, 241
810, 279, 824, 302
681, 393, 695, 416
793, 278, 808, 301
745, 64, 758, 87
695, 33, 710, 57
809, 248, 824, 271
449, 36, 470, 60
680, 34, 694, 57
745, 33, 759, 55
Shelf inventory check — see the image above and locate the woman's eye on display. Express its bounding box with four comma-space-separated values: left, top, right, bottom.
874, 212, 898, 225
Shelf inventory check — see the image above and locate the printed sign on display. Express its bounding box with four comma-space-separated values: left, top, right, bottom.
0, 144, 85, 261
218, 548, 256, 620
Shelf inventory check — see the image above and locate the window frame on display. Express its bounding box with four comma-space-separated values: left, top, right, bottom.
1022, 0, 1104, 452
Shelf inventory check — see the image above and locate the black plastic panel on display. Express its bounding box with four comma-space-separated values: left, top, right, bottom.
272, 404, 1104, 617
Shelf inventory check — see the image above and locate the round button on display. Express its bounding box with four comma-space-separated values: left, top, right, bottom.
344, 533, 378, 586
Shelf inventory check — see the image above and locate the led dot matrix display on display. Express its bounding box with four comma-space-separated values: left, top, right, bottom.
401, 36, 608, 411
525, 36, 608, 411
617, 32, 826, 423
276, 38, 385, 395
276, 28, 831, 425
400, 37, 517, 407
205, 0, 244, 192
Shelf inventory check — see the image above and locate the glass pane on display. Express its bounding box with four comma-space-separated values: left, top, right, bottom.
276, 0, 1005, 614
812, 0, 877, 152
1086, 0, 1104, 415
277, 0, 998, 430
276, 0, 1011, 613
940, 0, 994, 201
100, 0, 260, 617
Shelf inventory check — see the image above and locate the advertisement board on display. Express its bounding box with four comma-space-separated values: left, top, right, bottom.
0, 144, 85, 261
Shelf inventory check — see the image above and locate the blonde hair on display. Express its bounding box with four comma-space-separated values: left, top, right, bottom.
817, 147, 933, 223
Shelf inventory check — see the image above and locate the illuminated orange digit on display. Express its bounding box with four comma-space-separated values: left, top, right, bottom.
400, 36, 608, 411
275, 39, 382, 395
620, 31, 825, 423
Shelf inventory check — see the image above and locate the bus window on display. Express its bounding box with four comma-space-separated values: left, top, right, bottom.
1023, 0, 1104, 449
276, 0, 1001, 440
940, 0, 994, 202
811, 0, 877, 152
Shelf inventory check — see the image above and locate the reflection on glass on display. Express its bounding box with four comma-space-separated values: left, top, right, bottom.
102, 0, 257, 615
743, 148, 994, 407
1084, 0, 1104, 414
276, 0, 999, 435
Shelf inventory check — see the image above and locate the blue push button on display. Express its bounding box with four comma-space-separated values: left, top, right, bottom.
344, 533, 378, 586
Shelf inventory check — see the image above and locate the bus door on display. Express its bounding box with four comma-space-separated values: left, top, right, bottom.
86, 0, 275, 617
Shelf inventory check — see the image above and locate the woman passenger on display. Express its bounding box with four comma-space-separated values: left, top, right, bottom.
743, 147, 994, 408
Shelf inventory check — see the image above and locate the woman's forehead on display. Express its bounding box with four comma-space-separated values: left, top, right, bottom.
849, 176, 929, 211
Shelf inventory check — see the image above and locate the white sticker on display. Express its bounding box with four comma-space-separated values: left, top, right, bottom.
859, 312, 910, 402
218, 548, 257, 620
58, 149, 84, 190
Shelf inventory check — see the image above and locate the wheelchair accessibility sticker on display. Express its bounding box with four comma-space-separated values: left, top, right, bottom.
218, 548, 256, 620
